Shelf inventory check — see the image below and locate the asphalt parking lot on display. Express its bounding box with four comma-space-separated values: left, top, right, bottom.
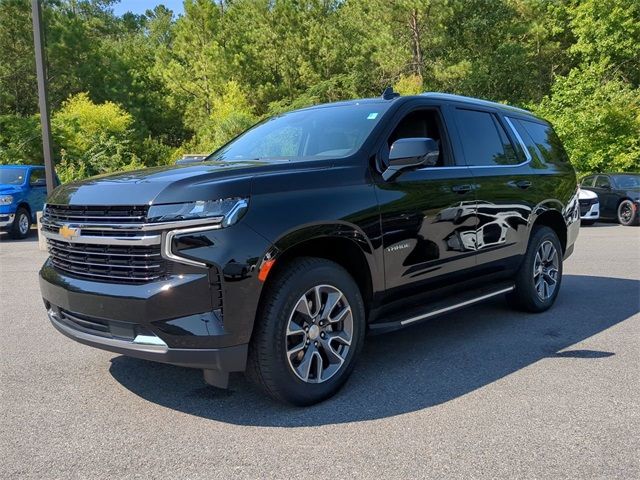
1, 223, 639, 479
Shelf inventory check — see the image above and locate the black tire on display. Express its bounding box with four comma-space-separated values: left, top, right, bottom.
247, 257, 365, 406
10, 207, 31, 239
617, 199, 640, 226
581, 219, 595, 226
507, 226, 563, 313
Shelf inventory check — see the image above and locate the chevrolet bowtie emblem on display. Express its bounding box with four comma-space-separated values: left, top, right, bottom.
59, 224, 80, 241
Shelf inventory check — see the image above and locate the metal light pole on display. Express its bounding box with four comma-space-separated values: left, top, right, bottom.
31, 0, 56, 196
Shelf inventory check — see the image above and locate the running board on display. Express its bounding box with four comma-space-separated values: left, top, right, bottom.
369, 284, 515, 334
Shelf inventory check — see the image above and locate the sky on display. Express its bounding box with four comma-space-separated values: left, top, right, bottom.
112, 0, 185, 17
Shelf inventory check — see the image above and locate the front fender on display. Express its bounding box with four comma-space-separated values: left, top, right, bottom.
267, 221, 383, 295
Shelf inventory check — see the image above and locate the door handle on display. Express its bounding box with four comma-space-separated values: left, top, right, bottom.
511, 180, 532, 190
451, 184, 472, 194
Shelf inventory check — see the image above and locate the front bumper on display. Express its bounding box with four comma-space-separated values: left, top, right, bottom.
0, 213, 15, 230
580, 202, 599, 220
46, 305, 247, 372
39, 259, 249, 374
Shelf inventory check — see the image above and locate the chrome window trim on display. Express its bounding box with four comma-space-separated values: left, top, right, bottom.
162, 224, 222, 268
412, 117, 532, 172
504, 116, 532, 163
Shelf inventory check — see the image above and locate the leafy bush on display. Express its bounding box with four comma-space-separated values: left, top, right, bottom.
52, 93, 144, 181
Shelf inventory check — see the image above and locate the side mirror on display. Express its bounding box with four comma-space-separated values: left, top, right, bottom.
383, 137, 439, 181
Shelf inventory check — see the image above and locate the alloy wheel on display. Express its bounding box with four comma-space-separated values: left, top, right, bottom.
18, 213, 29, 235
619, 201, 633, 224
533, 240, 559, 300
285, 284, 353, 383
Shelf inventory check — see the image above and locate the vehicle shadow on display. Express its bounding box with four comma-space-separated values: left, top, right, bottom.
0, 229, 38, 242
109, 274, 639, 426
585, 222, 619, 228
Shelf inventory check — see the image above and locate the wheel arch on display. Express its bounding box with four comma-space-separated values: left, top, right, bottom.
531, 208, 567, 253
257, 223, 381, 321
16, 201, 31, 216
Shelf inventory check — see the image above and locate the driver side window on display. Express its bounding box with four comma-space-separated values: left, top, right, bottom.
385, 109, 448, 168
595, 176, 611, 188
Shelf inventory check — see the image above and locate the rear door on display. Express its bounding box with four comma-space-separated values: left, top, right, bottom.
374, 102, 478, 292
592, 175, 617, 218
450, 107, 534, 269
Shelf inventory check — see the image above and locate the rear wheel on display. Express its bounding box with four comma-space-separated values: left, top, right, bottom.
247, 257, 365, 406
10, 207, 31, 239
508, 226, 563, 313
617, 200, 639, 226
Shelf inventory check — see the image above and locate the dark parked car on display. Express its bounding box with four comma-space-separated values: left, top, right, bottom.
39, 92, 579, 405
580, 173, 640, 226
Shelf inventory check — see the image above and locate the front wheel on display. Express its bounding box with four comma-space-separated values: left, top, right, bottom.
617, 200, 639, 226
247, 257, 365, 406
10, 207, 31, 239
508, 226, 563, 313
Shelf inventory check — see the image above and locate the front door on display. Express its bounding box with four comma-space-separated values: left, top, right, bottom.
374, 106, 478, 292
27, 168, 47, 220
592, 175, 617, 218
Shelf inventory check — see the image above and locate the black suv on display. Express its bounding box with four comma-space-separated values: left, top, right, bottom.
39, 92, 580, 405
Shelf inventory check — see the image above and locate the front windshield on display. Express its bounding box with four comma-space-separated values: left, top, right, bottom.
0, 168, 27, 185
210, 103, 389, 161
614, 174, 640, 189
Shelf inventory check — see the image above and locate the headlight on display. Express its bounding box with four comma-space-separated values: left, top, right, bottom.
147, 198, 248, 227
0, 195, 13, 205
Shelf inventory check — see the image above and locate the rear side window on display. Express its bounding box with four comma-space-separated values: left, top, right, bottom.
454, 109, 519, 166
29, 168, 45, 185
595, 176, 611, 188
517, 119, 569, 166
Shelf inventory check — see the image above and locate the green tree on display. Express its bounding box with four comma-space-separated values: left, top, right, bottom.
535, 66, 640, 173
0, 0, 37, 115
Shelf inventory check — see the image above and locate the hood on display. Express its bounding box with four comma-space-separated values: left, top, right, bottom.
0, 184, 23, 195
578, 188, 598, 200
47, 159, 299, 206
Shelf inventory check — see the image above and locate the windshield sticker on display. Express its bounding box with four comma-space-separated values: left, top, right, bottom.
367, 112, 379, 120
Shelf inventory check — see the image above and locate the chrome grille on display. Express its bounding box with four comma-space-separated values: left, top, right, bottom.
47, 238, 166, 283
43, 204, 167, 283
579, 198, 596, 216
43, 204, 148, 223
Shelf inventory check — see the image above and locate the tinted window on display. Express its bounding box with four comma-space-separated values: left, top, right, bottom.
210, 103, 389, 162
613, 174, 640, 189
454, 109, 518, 166
0, 168, 27, 185
595, 176, 611, 188
508, 118, 545, 168
29, 168, 45, 185
581, 176, 595, 187
519, 120, 569, 166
